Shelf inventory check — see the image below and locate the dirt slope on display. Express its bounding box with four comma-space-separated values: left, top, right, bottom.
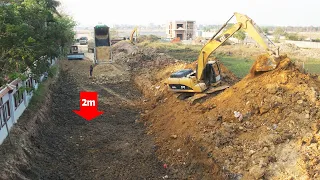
1, 41, 319, 179
136, 54, 320, 179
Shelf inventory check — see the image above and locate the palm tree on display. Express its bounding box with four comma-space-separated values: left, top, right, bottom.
45, 0, 61, 17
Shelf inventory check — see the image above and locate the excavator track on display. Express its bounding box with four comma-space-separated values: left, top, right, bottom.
177, 85, 230, 104
187, 85, 229, 104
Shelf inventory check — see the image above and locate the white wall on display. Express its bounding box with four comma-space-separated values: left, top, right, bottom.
0, 58, 55, 145
284, 40, 320, 49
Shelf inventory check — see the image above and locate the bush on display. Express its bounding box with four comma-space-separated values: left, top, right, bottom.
137, 35, 160, 43
285, 33, 305, 41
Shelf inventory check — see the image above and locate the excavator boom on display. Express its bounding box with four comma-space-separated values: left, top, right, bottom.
196, 12, 279, 81
130, 27, 138, 43
196, 23, 241, 80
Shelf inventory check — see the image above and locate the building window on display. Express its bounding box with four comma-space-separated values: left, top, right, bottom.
0, 100, 11, 128
14, 85, 24, 109
25, 78, 33, 94
177, 24, 183, 28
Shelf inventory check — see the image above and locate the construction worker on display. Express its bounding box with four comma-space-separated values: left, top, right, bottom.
90, 65, 93, 77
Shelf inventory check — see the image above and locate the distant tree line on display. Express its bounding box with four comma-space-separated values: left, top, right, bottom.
199, 24, 320, 43
199, 24, 320, 33
0, 0, 76, 86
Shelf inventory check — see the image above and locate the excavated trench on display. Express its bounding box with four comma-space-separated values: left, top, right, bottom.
5, 40, 318, 179
0, 60, 170, 179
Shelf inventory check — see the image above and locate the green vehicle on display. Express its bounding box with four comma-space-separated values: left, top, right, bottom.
93, 25, 111, 63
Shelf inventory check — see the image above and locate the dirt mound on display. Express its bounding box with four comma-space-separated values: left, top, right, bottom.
112, 41, 139, 55
136, 57, 320, 179
281, 43, 300, 52
111, 41, 176, 71
91, 63, 131, 84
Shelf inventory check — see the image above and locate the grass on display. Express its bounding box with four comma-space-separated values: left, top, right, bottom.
28, 65, 58, 110
302, 58, 320, 74
291, 58, 320, 74
217, 56, 254, 78
140, 41, 320, 78
28, 83, 47, 110
142, 41, 254, 78
140, 41, 202, 62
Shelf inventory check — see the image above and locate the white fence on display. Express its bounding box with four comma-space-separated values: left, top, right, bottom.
0, 58, 56, 145
284, 40, 320, 49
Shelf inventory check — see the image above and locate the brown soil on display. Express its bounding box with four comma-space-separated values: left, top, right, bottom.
134, 47, 320, 179
1, 41, 320, 180
0, 59, 171, 179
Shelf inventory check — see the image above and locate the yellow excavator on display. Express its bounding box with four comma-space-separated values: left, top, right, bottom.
129, 27, 138, 43
167, 12, 284, 99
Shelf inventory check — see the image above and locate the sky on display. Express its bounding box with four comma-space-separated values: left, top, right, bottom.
58, 0, 320, 27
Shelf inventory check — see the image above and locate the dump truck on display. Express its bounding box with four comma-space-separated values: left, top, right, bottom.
67, 45, 84, 60
94, 25, 112, 63
88, 39, 94, 53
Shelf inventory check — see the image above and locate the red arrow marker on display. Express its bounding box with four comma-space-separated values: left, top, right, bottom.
73, 92, 104, 121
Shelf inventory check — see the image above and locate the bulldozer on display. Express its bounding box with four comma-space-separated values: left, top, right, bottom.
166, 12, 286, 102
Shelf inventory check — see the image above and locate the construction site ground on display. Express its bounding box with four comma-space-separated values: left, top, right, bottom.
1, 41, 320, 179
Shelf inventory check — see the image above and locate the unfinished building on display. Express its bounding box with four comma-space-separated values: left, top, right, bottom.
166, 21, 196, 40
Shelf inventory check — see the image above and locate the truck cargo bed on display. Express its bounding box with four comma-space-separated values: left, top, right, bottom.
67, 53, 85, 60
95, 46, 110, 62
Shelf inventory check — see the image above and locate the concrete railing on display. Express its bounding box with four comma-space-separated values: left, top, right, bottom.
0, 58, 56, 145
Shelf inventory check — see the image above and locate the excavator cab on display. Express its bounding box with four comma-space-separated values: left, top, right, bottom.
168, 61, 222, 92
202, 61, 221, 85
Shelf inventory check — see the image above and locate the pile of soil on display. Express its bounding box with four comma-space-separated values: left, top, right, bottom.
91, 63, 131, 84
136, 55, 320, 179
111, 41, 176, 71
281, 43, 301, 51
112, 41, 139, 55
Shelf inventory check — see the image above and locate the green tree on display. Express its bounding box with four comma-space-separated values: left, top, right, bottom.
0, 0, 75, 86
233, 30, 246, 43
44, 0, 61, 16
261, 27, 269, 35
285, 33, 305, 41
273, 27, 285, 43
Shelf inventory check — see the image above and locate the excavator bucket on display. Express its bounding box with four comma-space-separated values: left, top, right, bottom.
254, 54, 279, 71
249, 54, 284, 77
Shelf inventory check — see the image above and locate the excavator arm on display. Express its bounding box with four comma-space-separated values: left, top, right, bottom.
130, 27, 138, 43
196, 23, 241, 80
196, 12, 279, 80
